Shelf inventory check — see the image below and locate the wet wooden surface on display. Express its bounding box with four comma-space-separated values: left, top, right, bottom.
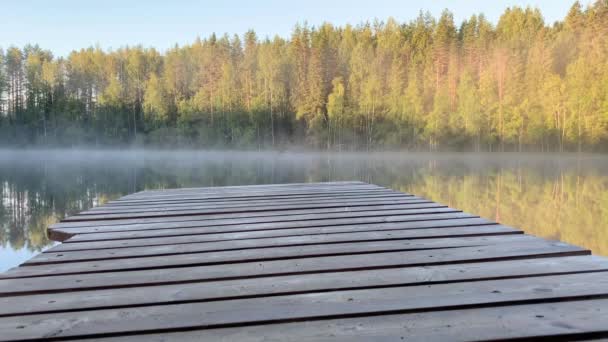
1, 181, 607, 341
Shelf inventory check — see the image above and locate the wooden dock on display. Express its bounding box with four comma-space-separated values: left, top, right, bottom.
1, 181, 608, 341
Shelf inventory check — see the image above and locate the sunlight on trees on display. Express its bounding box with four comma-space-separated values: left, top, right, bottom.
0, 1, 607, 150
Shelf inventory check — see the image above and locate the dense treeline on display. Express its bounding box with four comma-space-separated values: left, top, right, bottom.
0, 1, 607, 150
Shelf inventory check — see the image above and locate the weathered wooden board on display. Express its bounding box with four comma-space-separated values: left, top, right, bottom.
3, 257, 608, 317
119, 181, 377, 195
2, 272, 608, 341
49, 200, 445, 229
2, 241, 586, 282
56, 211, 474, 242
93, 192, 412, 210
79, 299, 608, 342
65, 201, 449, 221
29, 225, 522, 264
76, 199, 439, 216
107, 188, 401, 205
49, 197, 433, 233
48, 219, 502, 251
7, 235, 543, 277
1, 181, 606, 341
0, 242, 589, 295
112, 186, 392, 202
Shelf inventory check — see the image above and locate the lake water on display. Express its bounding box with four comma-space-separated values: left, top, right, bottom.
1, 150, 607, 272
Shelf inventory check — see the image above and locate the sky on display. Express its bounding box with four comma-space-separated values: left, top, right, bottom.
1, 0, 579, 57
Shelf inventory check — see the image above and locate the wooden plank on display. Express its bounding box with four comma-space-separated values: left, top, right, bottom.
0, 237, 583, 279
66, 201, 446, 221
51, 198, 427, 229
61, 213, 476, 243
2, 272, 608, 341
78, 298, 608, 342
51, 212, 477, 243
126, 182, 377, 191
119, 186, 391, 200
131, 181, 370, 192
69, 204, 450, 229
110, 189, 400, 205
54, 210, 471, 241
122, 187, 387, 199
48, 218, 499, 251
20, 234, 538, 270
110, 186, 396, 202
105, 188, 406, 205
78, 198, 433, 215
53, 201, 434, 234
123, 182, 376, 196
49, 199, 443, 232
0, 241, 588, 295
99, 192, 410, 209
117, 186, 390, 201
3, 181, 606, 342
2, 256, 607, 317
29, 225, 521, 264
89, 193, 415, 209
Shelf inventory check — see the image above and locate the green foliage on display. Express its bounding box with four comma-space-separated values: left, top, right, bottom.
0, 1, 607, 150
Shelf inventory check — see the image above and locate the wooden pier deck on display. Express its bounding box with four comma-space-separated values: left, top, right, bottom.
1, 181, 608, 341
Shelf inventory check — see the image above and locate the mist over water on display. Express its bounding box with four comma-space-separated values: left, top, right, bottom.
1, 149, 607, 272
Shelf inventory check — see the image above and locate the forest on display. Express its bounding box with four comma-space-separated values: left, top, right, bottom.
0, 1, 607, 151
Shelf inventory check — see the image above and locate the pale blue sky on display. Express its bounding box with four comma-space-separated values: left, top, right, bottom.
2, 0, 579, 57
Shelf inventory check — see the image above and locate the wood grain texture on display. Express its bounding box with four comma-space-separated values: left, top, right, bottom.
3, 256, 608, 317
2, 272, 608, 341
47, 219, 503, 251
0, 242, 589, 295
79, 299, 608, 342
57, 211, 475, 242
1, 182, 606, 341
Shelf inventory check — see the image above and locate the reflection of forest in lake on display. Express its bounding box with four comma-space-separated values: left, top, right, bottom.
1, 150, 607, 270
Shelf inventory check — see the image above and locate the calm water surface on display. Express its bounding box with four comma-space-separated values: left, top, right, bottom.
1, 150, 607, 272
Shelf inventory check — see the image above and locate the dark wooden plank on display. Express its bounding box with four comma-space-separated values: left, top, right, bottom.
49, 200, 446, 233
62, 213, 476, 243
117, 186, 390, 201
51, 212, 476, 243
89, 193, 414, 209
118, 186, 391, 201
0, 237, 581, 279
3, 181, 605, 342
67, 200, 447, 221
99, 192, 409, 209
55, 210, 471, 241
0, 241, 588, 295
103, 190, 408, 208
130, 181, 365, 190
122, 182, 377, 195
78, 298, 608, 342
51, 198, 428, 230
21, 234, 539, 269
110, 188, 399, 205
49, 218, 499, 252
113, 184, 391, 199
122, 182, 374, 196
78, 197, 432, 215
2, 272, 608, 341
30, 225, 521, 264
2, 256, 608, 317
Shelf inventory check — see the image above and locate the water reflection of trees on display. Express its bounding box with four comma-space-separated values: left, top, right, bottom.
1, 152, 607, 256
381, 158, 608, 256
0, 159, 135, 251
